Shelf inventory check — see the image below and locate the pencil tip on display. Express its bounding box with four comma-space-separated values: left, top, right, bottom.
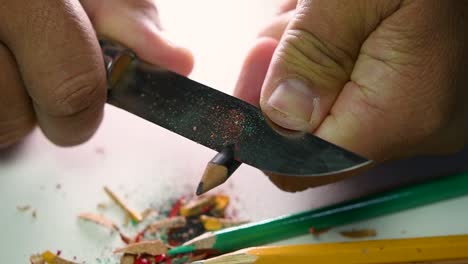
196, 182, 204, 196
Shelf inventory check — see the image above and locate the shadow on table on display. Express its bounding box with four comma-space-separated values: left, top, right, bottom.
312, 147, 468, 207
0, 138, 31, 164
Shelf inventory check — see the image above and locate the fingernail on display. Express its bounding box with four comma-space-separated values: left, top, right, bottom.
266, 79, 317, 130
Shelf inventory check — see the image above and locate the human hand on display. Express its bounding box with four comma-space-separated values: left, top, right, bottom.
0, 0, 193, 148
234, 0, 468, 191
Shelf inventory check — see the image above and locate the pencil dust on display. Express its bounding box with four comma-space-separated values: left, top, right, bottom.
30, 189, 242, 264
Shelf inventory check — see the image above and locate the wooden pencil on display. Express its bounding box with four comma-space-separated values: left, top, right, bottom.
168, 171, 468, 256
196, 147, 242, 195
192, 235, 468, 264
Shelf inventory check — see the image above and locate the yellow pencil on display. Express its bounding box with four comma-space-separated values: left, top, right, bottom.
192, 234, 468, 264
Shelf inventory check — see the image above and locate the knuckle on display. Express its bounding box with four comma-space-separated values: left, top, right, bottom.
46, 67, 105, 117
277, 28, 352, 84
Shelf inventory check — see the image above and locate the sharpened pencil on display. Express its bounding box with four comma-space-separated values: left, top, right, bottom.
196, 147, 241, 195
192, 235, 468, 264
169, 171, 468, 256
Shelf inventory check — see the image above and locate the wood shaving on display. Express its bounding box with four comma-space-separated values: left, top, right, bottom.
97, 203, 109, 210
180, 195, 216, 216
30, 254, 45, 264
119, 232, 134, 244
104, 186, 142, 222
120, 254, 135, 264
141, 208, 158, 220
123, 214, 131, 227
340, 228, 377, 238
78, 212, 119, 232
32, 193, 236, 263
214, 195, 229, 212
114, 240, 167, 256
146, 216, 186, 233
200, 215, 248, 231
16, 205, 31, 212
30, 251, 79, 264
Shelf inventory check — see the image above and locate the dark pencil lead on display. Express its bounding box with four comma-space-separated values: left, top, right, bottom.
196, 182, 204, 196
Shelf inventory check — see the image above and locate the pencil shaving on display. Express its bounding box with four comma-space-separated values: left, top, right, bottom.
17, 205, 31, 212
78, 212, 119, 231
200, 215, 248, 231
30, 254, 45, 264
104, 186, 142, 222
114, 240, 167, 256
31, 251, 79, 264
214, 195, 229, 212
180, 195, 216, 216
32, 192, 235, 263
120, 254, 135, 264
97, 203, 109, 210
141, 208, 158, 220
147, 216, 186, 233
340, 228, 377, 238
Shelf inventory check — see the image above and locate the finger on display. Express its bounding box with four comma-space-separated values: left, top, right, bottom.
0, 44, 35, 148
258, 11, 294, 41
234, 37, 278, 106
0, 0, 106, 146
267, 173, 349, 192
277, 0, 298, 14
315, 1, 466, 161
83, 0, 194, 76
266, 159, 372, 192
260, 0, 400, 132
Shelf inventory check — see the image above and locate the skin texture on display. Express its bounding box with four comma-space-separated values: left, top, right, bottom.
234, 0, 468, 191
0, 0, 193, 148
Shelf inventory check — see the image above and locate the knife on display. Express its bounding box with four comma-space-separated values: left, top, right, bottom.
101, 40, 371, 177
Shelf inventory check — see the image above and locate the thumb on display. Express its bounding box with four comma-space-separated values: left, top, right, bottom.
260, 0, 400, 132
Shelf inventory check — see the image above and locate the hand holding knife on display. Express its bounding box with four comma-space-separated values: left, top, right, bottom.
101, 40, 372, 193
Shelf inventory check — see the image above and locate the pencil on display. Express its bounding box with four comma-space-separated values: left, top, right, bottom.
196, 147, 242, 195
168, 171, 468, 255
192, 235, 468, 264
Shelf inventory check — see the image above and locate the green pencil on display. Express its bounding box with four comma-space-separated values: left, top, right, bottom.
168, 171, 468, 256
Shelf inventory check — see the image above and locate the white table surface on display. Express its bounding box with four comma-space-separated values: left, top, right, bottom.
1, 1, 468, 262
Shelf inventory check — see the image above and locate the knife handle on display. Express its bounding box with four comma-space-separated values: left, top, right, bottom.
99, 39, 135, 90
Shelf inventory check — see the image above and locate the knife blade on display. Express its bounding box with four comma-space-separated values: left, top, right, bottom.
102, 40, 371, 176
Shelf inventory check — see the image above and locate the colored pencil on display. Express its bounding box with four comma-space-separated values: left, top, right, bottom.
168, 171, 468, 255
196, 147, 242, 195
192, 235, 468, 264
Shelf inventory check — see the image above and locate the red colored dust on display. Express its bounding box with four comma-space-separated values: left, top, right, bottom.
211, 109, 246, 145
169, 198, 185, 217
